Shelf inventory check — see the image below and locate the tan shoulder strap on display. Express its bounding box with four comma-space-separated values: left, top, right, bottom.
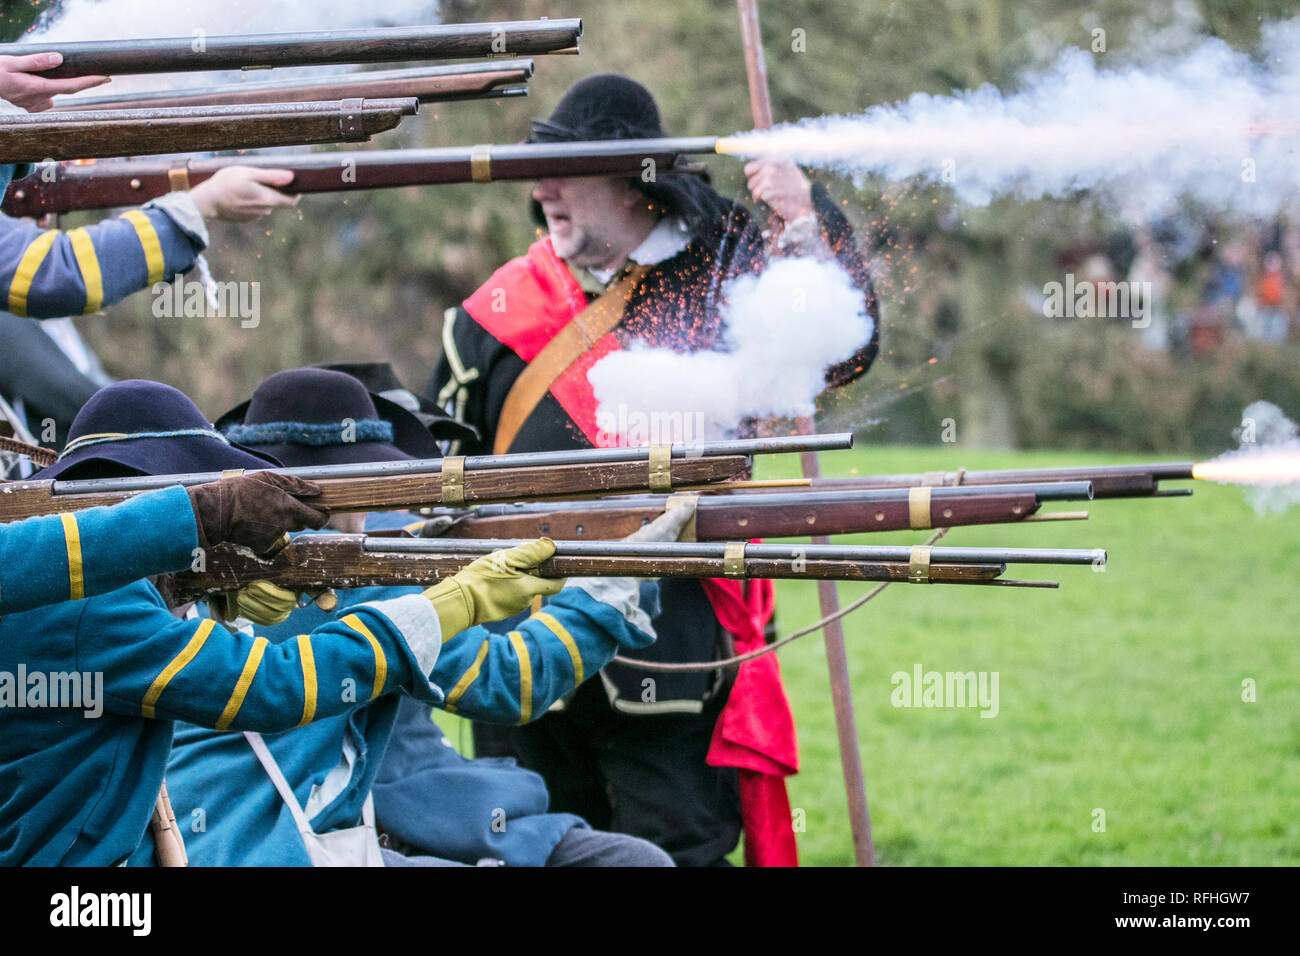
492, 263, 650, 454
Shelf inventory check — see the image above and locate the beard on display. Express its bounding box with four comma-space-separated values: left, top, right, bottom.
548, 221, 616, 268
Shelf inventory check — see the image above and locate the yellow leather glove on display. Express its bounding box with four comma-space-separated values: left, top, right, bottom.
423, 538, 563, 637
212, 581, 299, 627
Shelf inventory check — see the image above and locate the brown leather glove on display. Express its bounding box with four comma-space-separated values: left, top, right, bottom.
187, 472, 330, 554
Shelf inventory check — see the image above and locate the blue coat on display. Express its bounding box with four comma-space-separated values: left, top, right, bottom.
1, 197, 201, 318
0, 486, 198, 615
373, 696, 584, 866
0, 567, 444, 865
166, 568, 657, 866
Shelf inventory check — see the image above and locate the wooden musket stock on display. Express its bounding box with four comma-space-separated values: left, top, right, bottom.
51, 62, 536, 111
1, 20, 583, 77
0, 98, 418, 164
0, 456, 750, 522
164, 535, 1106, 602
4, 137, 718, 218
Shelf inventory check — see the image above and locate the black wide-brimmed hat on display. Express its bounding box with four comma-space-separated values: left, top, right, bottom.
35, 379, 281, 480
527, 74, 732, 240
216, 367, 450, 468
313, 362, 476, 444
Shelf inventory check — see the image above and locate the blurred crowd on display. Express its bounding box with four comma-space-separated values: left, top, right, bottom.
1065, 214, 1300, 356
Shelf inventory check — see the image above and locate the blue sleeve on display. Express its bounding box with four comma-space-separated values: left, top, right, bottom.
0, 204, 202, 318
74, 585, 446, 730
0, 485, 200, 615
433, 585, 656, 725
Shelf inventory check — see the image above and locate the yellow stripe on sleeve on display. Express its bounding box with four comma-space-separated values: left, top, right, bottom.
342, 613, 387, 700
58, 512, 84, 602
532, 611, 583, 685
66, 227, 104, 313
142, 619, 215, 719
508, 631, 533, 725
215, 636, 268, 731
122, 210, 165, 285
7, 229, 58, 317
296, 634, 317, 727
442, 640, 489, 715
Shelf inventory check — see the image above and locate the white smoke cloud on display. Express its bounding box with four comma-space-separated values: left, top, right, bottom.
588, 257, 873, 444
1199, 401, 1300, 514
725, 20, 1300, 221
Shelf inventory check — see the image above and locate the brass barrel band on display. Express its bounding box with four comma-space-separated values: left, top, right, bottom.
723, 541, 747, 578
470, 144, 493, 183
908, 486, 933, 530
441, 456, 466, 506
648, 444, 672, 492
908, 545, 933, 584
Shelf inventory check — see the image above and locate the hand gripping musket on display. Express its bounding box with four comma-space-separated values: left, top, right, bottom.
0, 20, 583, 77
0, 98, 419, 165
0, 433, 850, 523
165, 537, 1108, 604
4, 137, 719, 218
51, 61, 536, 112
418, 481, 1097, 541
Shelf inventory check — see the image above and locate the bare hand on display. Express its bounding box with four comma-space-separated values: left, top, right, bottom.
0, 52, 109, 112
744, 158, 814, 222
188, 166, 300, 222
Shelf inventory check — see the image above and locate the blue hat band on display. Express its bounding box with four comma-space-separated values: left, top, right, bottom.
58, 428, 231, 460
227, 419, 395, 448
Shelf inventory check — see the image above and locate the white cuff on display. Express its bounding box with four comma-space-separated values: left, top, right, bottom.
360, 593, 443, 676
564, 578, 656, 639
145, 190, 211, 248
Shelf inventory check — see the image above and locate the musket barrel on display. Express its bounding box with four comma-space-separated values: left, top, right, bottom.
465, 480, 1096, 514
4, 138, 722, 218
42, 432, 850, 496
815, 462, 1195, 497
365, 538, 1107, 566
2, 20, 583, 77
0, 98, 418, 164
53, 62, 536, 111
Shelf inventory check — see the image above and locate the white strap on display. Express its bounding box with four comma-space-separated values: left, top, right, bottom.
362, 793, 375, 827
244, 731, 315, 836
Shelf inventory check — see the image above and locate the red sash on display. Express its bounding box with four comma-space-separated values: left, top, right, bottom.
464, 237, 621, 448
465, 239, 800, 865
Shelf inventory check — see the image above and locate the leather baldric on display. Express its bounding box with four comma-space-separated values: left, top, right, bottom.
492, 262, 651, 455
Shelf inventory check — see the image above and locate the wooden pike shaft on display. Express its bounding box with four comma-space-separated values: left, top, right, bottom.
736, 0, 874, 867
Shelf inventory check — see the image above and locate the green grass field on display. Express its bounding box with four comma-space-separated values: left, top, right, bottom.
760, 445, 1300, 866
439, 445, 1299, 866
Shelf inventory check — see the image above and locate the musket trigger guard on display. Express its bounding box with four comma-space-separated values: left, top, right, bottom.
908, 546, 932, 584
648, 444, 672, 492
908, 486, 932, 530
441, 456, 466, 506
723, 541, 747, 578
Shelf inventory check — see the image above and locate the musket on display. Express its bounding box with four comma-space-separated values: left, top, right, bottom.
51, 62, 535, 112
0, 20, 583, 77
0, 98, 418, 165
418, 481, 1097, 541
165, 536, 1109, 603
0, 433, 851, 523
4, 137, 718, 218
802, 462, 1196, 499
